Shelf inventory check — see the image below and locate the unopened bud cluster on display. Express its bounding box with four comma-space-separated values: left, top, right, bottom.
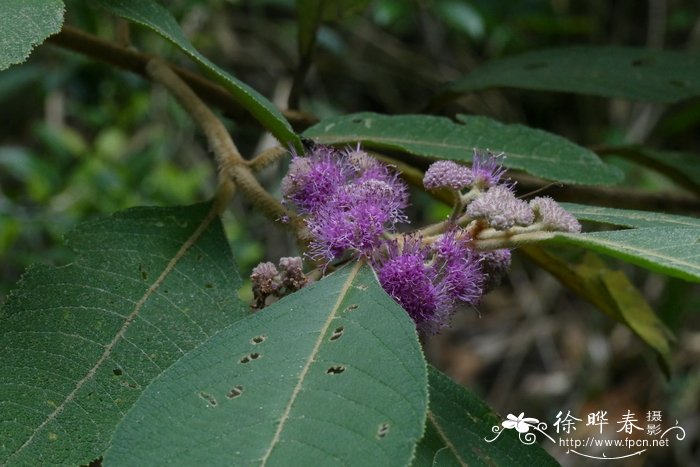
251, 256, 308, 309
425, 151, 581, 234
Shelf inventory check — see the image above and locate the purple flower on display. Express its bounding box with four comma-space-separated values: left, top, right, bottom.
374, 233, 486, 333
479, 249, 512, 292
307, 192, 389, 261
285, 144, 409, 263
470, 150, 508, 189
373, 237, 452, 333
431, 232, 484, 305
529, 197, 581, 233
466, 185, 534, 230
281, 145, 346, 213
423, 160, 473, 191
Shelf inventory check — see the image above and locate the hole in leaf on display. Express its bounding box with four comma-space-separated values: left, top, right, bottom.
327, 366, 345, 375
377, 423, 390, 438
330, 327, 344, 341
196, 254, 204, 261
632, 57, 654, 67
198, 391, 218, 406
227, 385, 244, 399
252, 335, 266, 344
240, 352, 261, 364
112, 368, 122, 376
669, 79, 690, 88
204, 283, 213, 289
523, 62, 547, 70
346, 304, 359, 312
351, 118, 364, 123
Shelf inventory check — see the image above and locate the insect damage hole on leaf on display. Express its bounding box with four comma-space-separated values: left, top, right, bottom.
345, 304, 359, 312
377, 423, 390, 439
198, 391, 218, 407
326, 365, 345, 375
112, 368, 123, 376
226, 386, 244, 399
240, 352, 261, 364
251, 335, 266, 344
329, 326, 344, 341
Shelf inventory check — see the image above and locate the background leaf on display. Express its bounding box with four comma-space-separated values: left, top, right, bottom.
296, 0, 370, 56
105, 262, 428, 466
96, 0, 301, 150
303, 112, 622, 185
599, 146, 700, 196
0, 0, 65, 71
551, 228, 700, 282
419, 366, 559, 466
561, 202, 700, 228
521, 247, 674, 373
438, 47, 700, 103
0, 203, 248, 465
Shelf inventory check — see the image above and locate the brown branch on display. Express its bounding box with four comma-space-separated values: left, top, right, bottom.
47, 25, 319, 132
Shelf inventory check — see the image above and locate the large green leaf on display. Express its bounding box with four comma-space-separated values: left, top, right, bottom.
0, 203, 248, 465
303, 112, 622, 185
561, 203, 700, 229
419, 367, 559, 466
105, 262, 428, 466
438, 47, 700, 103
96, 0, 301, 150
551, 228, 700, 283
0, 0, 64, 71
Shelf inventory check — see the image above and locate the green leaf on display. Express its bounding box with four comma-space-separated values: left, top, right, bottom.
0, 203, 248, 465
600, 146, 700, 196
0, 0, 65, 71
411, 421, 444, 467
439, 47, 700, 103
96, 0, 301, 150
521, 247, 674, 373
105, 262, 428, 466
303, 112, 622, 185
422, 366, 559, 466
551, 228, 700, 283
561, 203, 700, 229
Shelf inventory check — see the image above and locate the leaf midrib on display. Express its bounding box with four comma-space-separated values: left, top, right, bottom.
259, 261, 363, 465
8, 203, 220, 461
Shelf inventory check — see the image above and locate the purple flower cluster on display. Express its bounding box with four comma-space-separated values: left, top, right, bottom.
282, 144, 408, 263
277, 144, 581, 334
373, 233, 484, 333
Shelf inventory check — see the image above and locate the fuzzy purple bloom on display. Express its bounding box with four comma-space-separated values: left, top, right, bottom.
374, 237, 452, 333
470, 150, 508, 189
431, 232, 484, 305
479, 249, 512, 292
466, 185, 534, 230
285, 144, 409, 263
529, 197, 582, 233
423, 160, 473, 191
281, 145, 346, 213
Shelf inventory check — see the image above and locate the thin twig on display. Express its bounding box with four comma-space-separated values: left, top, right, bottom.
145, 58, 299, 229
